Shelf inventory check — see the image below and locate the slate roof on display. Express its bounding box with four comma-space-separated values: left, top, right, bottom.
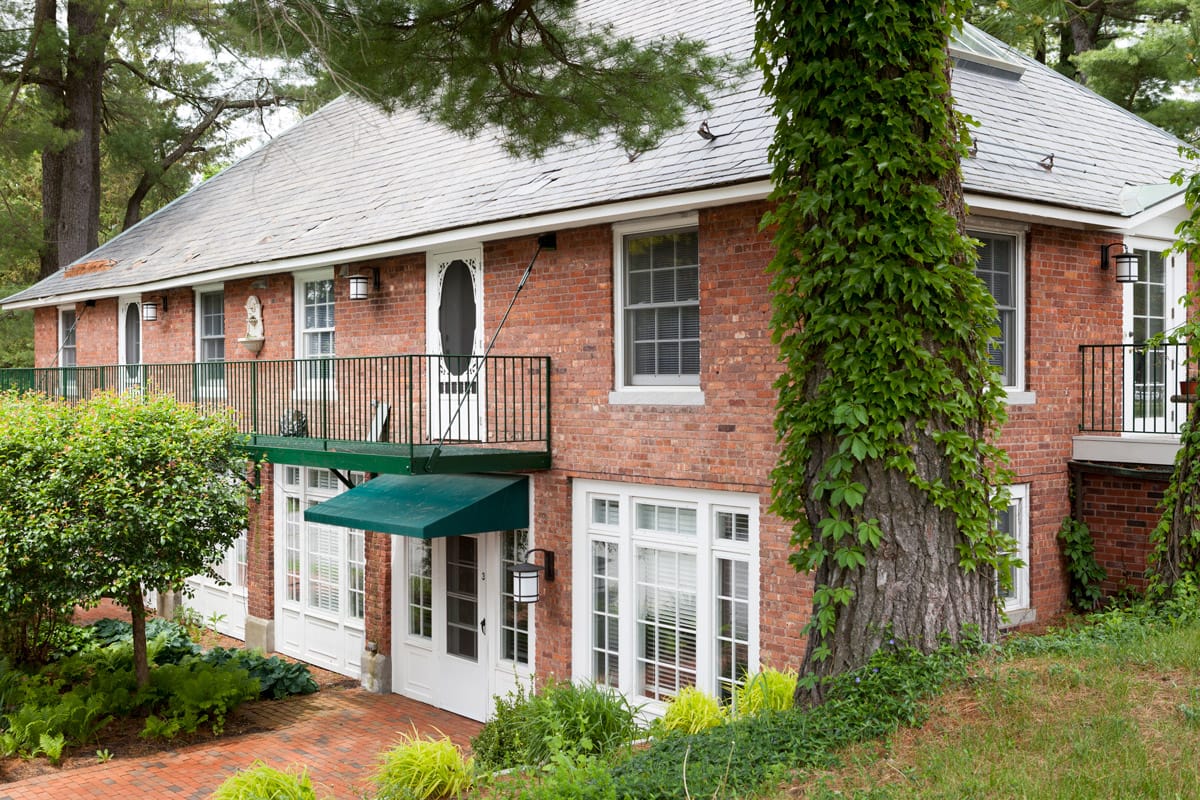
4, 3, 1191, 307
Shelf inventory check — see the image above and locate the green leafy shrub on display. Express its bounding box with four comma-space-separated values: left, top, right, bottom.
209, 761, 321, 800
733, 666, 798, 717
148, 658, 259, 735
489, 752, 616, 800
373, 729, 473, 800
201, 648, 318, 699
470, 680, 530, 771
519, 680, 641, 765
657, 686, 726, 735
1058, 517, 1107, 612
86, 617, 200, 665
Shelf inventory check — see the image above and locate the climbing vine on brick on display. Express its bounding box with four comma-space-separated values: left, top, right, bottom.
755, 0, 1014, 700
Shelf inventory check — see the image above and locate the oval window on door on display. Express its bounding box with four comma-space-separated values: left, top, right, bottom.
124, 303, 141, 365
439, 259, 477, 377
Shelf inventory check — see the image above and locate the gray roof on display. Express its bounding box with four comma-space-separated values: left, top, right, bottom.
5, 5, 1191, 307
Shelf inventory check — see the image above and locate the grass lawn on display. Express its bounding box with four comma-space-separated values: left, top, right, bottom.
785, 619, 1200, 799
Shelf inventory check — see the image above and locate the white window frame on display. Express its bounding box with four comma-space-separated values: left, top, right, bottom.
968, 219, 1033, 405
194, 284, 226, 397
998, 483, 1031, 626
572, 480, 759, 713
117, 295, 143, 389
58, 305, 77, 367
610, 214, 705, 406
293, 268, 336, 398
277, 466, 366, 627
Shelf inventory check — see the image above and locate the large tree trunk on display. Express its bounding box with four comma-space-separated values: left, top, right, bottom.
755, 0, 1004, 709
53, 0, 106, 271
36, 0, 63, 279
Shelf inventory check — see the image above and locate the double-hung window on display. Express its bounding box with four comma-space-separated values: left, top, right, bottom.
971, 225, 1028, 401
574, 481, 757, 708
196, 288, 225, 395
613, 217, 701, 400
997, 483, 1030, 622
296, 270, 335, 390
58, 307, 78, 398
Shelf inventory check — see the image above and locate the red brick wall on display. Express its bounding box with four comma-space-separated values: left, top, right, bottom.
1078, 468, 1168, 595
247, 464, 276, 619
27, 204, 1115, 679
997, 224, 1126, 623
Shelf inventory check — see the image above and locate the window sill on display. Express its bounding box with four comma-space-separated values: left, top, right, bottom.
1000, 606, 1036, 628
608, 389, 705, 406
1004, 390, 1036, 406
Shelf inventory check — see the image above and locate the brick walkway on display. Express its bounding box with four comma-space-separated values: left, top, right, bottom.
0, 601, 481, 799
0, 688, 482, 800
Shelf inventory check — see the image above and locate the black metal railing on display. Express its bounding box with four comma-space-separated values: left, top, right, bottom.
0, 354, 551, 460
1079, 342, 1191, 435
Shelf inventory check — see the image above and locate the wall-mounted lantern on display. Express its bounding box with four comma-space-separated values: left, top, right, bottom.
349, 266, 381, 300
1100, 242, 1140, 284
141, 296, 167, 321
508, 548, 556, 603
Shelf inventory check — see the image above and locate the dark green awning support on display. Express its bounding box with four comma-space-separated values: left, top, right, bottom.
302, 473, 529, 538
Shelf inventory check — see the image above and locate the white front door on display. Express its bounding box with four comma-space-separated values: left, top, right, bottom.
426, 247, 486, 442
1123, 243, 1186, 433
391, 530, 533, 722
438, 535, 492, 719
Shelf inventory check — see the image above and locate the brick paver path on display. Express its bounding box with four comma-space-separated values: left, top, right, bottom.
0, 688, 481, 800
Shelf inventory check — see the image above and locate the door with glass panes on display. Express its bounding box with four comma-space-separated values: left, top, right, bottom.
392, 530, 531, 722
1123, 245, 1186, 433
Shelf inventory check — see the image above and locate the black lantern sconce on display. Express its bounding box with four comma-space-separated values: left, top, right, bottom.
508, 548, 556, 603
141, 296, 167, 321
1100, 242, 1140, 284
349, 266, 381, 300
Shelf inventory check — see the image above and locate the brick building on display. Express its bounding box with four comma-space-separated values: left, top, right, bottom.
2, 6, 1192, 721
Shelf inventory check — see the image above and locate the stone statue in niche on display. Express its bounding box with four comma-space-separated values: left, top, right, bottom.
244, 295, 264, 339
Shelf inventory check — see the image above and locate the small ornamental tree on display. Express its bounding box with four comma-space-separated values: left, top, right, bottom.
50, 391, 252, 686
0, 393, 83, 663
754, 0, 1015, 704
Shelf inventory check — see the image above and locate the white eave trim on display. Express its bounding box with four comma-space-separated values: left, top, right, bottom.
965, 190, 1187, 231
3, 180, 773, 311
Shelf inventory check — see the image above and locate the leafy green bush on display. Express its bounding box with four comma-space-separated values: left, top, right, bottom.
657, 686, 726, 735
148, 658, 260, 735
519, 679, 641, 766
734, 666, 798, 717
472, 680, 640, 770
373, 730, 473, 800
471, 680, 530, 771
87, 617, 200, 665
210, 761, 322, 800
201, 648, 318, 700
1058, 517, 1107, 612
491, 638, 977, 800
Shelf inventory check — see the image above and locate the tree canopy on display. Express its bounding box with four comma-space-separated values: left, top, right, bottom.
0, 390, 252, 684
230, 0, 736, 157
971, 0, 1200, 140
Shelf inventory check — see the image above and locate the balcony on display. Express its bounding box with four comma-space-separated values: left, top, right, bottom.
0, 354, 551, 475
1077, 342, 1190, 465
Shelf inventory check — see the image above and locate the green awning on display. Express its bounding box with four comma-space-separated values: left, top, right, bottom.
303, 473, 529, 538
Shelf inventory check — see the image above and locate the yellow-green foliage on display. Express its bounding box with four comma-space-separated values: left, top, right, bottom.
373, 729, 473, 800
659, 686, 726, 735
734, 667, 797, 716
209, 761, 320, 800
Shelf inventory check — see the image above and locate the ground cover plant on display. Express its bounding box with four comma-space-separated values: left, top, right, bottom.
789, 596, 1200, 799
0, 618, 317, 765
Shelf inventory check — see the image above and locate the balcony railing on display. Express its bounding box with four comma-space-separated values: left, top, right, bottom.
1079, 343, 1191, 436
0, 354, 552, 474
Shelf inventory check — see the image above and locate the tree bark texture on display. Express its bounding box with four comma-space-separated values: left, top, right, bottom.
36, 0, 62, 278
126, 586, 150, 688
53, 0, 106, 272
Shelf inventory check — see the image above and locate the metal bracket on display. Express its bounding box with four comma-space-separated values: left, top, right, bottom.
329, 468, 355, 490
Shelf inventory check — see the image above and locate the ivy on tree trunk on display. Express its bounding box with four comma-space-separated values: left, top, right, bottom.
754, 0, 1013, 705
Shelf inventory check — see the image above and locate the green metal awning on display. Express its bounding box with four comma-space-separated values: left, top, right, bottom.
303, 473, 529, 538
